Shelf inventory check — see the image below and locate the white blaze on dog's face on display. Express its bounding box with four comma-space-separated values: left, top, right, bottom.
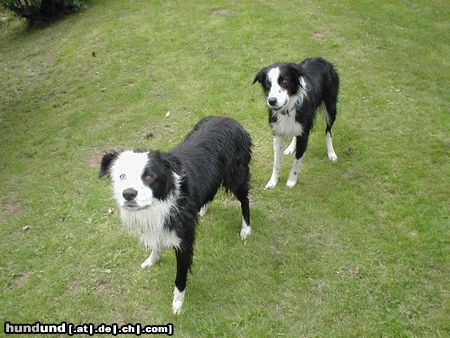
254, 63, 304, 113
266, 67, 289, 111
110, 151, 155, 210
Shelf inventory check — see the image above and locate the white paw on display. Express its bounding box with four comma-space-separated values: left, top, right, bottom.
240, 226, 251, 241
140, 260, 154, 269
328, 152, 338, 162
265, 178, 278, 190
172, 300, 183, 315
198, 204, 209, 217
283, 145, 295, 156
172, 288, 185, 315
140, 261, 151, 269
140, 251, 160, 269
286, 179, 297, 188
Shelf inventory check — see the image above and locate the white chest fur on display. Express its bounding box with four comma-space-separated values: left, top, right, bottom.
270, 111, 304, 136
119, 198, 181, 251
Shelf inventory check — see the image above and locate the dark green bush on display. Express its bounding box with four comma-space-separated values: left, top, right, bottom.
1, 0, 85, 24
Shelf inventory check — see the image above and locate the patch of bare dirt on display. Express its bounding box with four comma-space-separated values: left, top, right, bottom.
87, 152, 102, 169
115, 314, 128, 326
67, 281, 80, 294
94, 280, 108, 293
0, 200, 23, 221
12, 272, 29, 288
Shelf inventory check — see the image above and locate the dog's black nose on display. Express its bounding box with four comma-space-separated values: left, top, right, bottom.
268, 97, 277, 106
123, 188, 138, 201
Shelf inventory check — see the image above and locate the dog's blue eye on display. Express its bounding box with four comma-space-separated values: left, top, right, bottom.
119, 174, 126, 180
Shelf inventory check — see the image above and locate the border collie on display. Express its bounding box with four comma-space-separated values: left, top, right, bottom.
253, 57, 339, 189
98, 116, 252, 314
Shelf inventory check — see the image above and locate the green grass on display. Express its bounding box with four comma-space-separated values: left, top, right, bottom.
1, 0, 449, 336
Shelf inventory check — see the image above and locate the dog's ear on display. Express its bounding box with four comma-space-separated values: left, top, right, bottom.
161, 153, 189, 196
98, 151, 119, 178
158, 152, 183, 181
253, 67, 268, 85
291, 64, 305, 80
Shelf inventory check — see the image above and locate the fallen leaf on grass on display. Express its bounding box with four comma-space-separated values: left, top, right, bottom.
103, 208, 116, 217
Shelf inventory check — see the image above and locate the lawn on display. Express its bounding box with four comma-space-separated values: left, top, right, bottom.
0, 0, 448, 336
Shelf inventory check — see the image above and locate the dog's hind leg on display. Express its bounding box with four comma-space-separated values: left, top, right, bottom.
227, 163, 252, 240
326, 131, 338, 162
324, 90, 338, 162
140, 248, 161, 269
237, 191, 251, 241
284, 136, 296, 155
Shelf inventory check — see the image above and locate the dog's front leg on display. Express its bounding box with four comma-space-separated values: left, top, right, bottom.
265, 135, 283, 190
172, 245, 193, 314
286, 133, 309, 188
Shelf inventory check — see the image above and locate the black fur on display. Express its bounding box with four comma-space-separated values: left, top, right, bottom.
98, 151, 118, 178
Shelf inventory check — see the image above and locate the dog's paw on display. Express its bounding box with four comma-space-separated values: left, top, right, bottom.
140, 260, 154, 269
283, 145, 295, 156
328, 152, 338, 162
140, 251, 160, 269
172, 300, 183, 315
286, 179, 297, 188
240, 225, 251, 241
172, 288, 185, 315
140, 258, 157, 269
265, 178, 278, 190
198, 204, 209, 217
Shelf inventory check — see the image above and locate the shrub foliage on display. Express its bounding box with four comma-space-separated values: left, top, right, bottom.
1, 0, 85, 24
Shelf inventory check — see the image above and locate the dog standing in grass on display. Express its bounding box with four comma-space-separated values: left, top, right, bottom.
253, 57, 340, 189
99, 116, 252, 314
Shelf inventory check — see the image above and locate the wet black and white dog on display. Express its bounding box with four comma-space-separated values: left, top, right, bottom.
98, 116, 252, 314
253, 57, 339, 189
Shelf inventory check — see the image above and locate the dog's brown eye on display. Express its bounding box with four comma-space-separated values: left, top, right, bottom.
144, 175, 153, 181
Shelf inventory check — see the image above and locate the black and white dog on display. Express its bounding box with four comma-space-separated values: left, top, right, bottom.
98, 116, 252, 314
253, 57, 339, 189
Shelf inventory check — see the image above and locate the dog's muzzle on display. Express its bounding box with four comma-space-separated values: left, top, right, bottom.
267, 97, 287, 113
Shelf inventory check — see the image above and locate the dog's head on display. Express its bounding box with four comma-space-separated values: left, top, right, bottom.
99, 150, 178, 210
253, 62, 304, 113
